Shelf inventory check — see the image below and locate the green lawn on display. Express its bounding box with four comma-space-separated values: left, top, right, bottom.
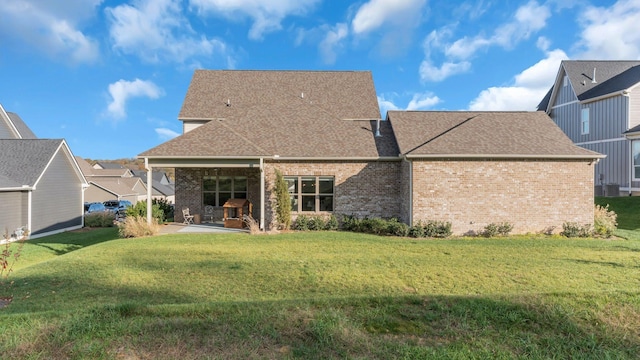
1, 201, 640, 359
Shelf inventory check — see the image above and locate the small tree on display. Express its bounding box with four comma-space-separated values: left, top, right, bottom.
273, 169, 291, 229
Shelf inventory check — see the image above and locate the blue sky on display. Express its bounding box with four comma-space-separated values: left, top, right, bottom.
1, 0, 639, 160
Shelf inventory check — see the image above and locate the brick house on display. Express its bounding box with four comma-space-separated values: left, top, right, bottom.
139, 70, 603, 235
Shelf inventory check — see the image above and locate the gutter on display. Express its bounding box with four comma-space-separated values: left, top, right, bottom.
403, 153, 606, 160
580, 90, 629, 104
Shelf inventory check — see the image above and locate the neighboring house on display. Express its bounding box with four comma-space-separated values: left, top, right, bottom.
0, 104, 88, 239
76, 157, 145, 203
139, 70, 602, 235
537, 60, 640, 195
131, 170, 175, 203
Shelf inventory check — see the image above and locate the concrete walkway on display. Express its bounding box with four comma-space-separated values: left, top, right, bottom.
159, 222, 248, 234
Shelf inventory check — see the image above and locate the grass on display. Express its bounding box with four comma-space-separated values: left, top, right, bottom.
1, 200, 640, 359
596, 196, 640, 240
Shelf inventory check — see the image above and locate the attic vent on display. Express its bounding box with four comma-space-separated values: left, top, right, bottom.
592, 68, 597, 84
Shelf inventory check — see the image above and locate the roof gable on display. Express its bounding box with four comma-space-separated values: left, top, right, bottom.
388, 111, 603, 159
179, 70, 381, 121
141, 70, 399, 159
0, 139, 63, 187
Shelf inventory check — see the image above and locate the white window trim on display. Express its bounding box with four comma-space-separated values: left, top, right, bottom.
581, 108, 590, 135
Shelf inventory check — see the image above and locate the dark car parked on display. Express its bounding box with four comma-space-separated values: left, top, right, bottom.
103, 200, 133, 219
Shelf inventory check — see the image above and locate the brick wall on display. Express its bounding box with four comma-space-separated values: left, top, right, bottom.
409, 159, 595, 235
264, 161, 402, 229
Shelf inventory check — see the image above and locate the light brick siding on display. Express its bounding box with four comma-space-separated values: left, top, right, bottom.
264, 161, 402, 229
175, 168, 261, 223
409, 159, 595, 235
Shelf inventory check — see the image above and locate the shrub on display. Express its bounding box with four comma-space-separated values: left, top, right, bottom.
360, 218, 388, 235
273, 169, 291, 230
387, 218, 410, 237
243, 216, 261, 235
117, 216, 160, 238
409, 222, 425, 238
307, 216, 326, 231
292, 215, 309, 231
561, 222, 592, 238
1, 226, 28, 287
423, 220, 452, 238
126, 201, 164, 223
153, 198, 174, 222
594, 204, 617, 238
340, 215, 361, 232
325, 215, 339, 231
482, 222, 513, 237
84, 212, 116, 227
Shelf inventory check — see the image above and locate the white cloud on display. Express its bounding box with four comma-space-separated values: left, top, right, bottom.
351, 0, 427, 34
0, 0, 100, 63
107, 0, 228, 63
419, 60, 471, 82
189, 0, 319, 40
378, 92, 441, 117
107, 79, 164, 119
574, 0, 640, 59
155, 127, 180, 140
422, 1, 551, 82
468, 48, 568, 111
406, 92, 441, 110
318, 23, 348, 64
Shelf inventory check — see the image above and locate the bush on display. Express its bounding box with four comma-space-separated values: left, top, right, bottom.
273, 169, 291, 230
423, 220, 452, 238
153, 198, 174, 222
307, 216, 325, 231
387, 218, 410, 237
594, 204, 617, 238
408, 222, 425, 238
325, 215, 339, 231
126, 201, 164, 223
84, 212, 116, 227
292, 215, 310, 231
482, 222, 513, 237
561, 222, 592, 238
117, 216, 160, 238
340, 215, 361, 232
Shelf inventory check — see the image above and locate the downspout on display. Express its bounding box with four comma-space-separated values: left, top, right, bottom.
628, 93, 633, 195
403, 157, 413, 226
27, 188, 32, 236
145, 158, 153, 224
260, 157, 265, 230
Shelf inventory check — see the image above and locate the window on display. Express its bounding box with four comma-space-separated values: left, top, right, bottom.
285, 176, 334, 212
563, 75, 568, 87
633, 141, 640, 180
203, 175, 247, 206
581, 108, 589, 135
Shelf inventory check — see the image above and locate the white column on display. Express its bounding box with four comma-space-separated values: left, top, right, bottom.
146, 159, 153, 224
260, 158, 265, 230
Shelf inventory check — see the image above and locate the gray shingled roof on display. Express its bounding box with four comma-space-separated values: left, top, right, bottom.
141, 70, 399, 158
7, 112, 37, 139
563, 60, 640, 100
388, 111, 603, 159
539, 61, 640, 111
0, 139, 63, 188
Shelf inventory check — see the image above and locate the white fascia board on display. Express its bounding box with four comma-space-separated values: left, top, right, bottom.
404, 153, 606, 160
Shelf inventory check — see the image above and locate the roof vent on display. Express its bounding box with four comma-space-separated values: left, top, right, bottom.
301, 92, 304, 99
226, 99, 231, 106
375, 119, 382, 138
592, 68, 597, 84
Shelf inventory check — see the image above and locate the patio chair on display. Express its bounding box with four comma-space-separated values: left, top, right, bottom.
203, 205, 215, 223
182, 207, 195, 224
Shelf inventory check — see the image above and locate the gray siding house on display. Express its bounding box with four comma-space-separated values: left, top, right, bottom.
0, 104, 87, 239
538, 60, 640, 194
139, 70, 601, 235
